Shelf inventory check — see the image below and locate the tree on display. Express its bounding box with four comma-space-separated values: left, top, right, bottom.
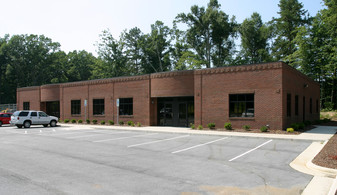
140, 21, 172, 73
93, 30, 128, 79
175, 0, 237, 68
65, 50, 96, 82
239, 12, 271, 64
272, 0, 309, 64
120, 27, 144, 75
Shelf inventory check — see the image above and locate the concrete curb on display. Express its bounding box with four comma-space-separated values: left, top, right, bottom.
328, 176, 337, 195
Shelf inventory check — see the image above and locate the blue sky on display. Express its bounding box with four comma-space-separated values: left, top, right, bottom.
0, 0, 324, 55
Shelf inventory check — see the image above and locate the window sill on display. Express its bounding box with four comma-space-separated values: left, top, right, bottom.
71, 114, 81, 117
229, 117, 255, 120
120, 115, 134, 118
93, 115, 105, 117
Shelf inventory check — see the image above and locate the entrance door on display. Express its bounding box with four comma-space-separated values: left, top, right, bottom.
46, 101, 60, 118
157, 97, 194, 127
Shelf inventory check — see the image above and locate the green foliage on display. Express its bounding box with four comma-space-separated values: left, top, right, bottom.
304, 120, 312, 126
86, 119, 90, 124
243, 125, 250, 131
100, 120, 105, 125
190, 123, 195, 129
224, 122, 232, 130
260, 126, 268, 132
286, 128, 295, 133
298, 123, 305, 130
64, 119, 70, 123
290, 123, 300, 131
136, 122, 141, 127
323, 118, 331, 123
207, 123, 216, 129
239, 12, 270, 64
197, 125, 203, 130
92, 119, 97, 124
119, 121, 124, 125
127, 121, 134, 126
108, 120, 114, 125
78, 119, 83, 124
71, 119, 77, 123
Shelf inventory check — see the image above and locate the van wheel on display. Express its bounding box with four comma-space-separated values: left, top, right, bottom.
24, 121, 31, 128
50, 120, 56, 127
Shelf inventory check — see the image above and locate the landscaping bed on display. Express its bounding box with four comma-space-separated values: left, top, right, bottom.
313, 132, 337, 169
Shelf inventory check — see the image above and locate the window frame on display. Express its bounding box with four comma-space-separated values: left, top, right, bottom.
229, 93, 254, 118
119, 98, 133, 116
71, 100, 81, 115
93, 99, 105, 115
287, 94, 291, 117
23, 102, 30, 110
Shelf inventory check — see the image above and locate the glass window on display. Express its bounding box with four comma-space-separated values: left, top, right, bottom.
310, 98, 312, 114
316, 100, 319, 113
71, 100, 81, 115
295, 95, 299, 116
23, 102, 30, 110
31, 112, 37, 117
119, 98, 133, 116
39, 112, 48, 117
287, 94, 291, 117
229, 94, 254, 117
19, 112, 29, 116
93, 99, 104, 115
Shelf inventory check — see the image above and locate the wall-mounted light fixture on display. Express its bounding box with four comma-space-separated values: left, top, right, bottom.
304, 84, 309, 88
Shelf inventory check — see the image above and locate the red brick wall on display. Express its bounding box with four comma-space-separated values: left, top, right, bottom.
40, 85, 60, 102
194, 63, 283, 130
282, 65, 320, 129
151, 71, 194, 97
61, 84, 89, 121
17, 87, 41, 111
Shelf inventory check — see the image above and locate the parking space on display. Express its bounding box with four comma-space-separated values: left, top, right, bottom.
0, 125, 313, 194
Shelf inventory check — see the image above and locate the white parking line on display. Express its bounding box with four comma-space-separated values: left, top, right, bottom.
50, 129, 111, 136
128, 135, 190, 148
67, 131, 129, 139
172, 137, 228, 154
228, 139, 273, 162
93, 133, 159, 143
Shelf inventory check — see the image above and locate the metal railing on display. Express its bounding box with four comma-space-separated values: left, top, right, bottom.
0, 104, 17, 113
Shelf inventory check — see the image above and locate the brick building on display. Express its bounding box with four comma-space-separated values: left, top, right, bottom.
16, 62, 320, 130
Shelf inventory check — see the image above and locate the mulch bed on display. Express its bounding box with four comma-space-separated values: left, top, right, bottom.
312, 132, 337, 169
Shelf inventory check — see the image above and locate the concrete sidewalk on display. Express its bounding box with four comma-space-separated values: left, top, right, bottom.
59, 123, 337, 195
60, 123, 336, 141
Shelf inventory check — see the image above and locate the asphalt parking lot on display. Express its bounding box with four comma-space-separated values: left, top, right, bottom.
0, 125, 313, 195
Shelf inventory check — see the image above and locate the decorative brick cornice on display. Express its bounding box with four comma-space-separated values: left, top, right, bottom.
150, 70, 194, 79
40, 84, 60, 89
17, 86, 40, 92
194, 62, 283, 75
61, 75, 150, 88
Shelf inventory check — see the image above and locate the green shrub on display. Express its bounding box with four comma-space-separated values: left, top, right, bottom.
304, 120, 312, 126
92, 119, 97, 124
224, 122, 232, 130
286, 128, 294, 133
86, 119, 90, 124
136, 122, 141, 127
207, 123, 216, 129
78, 119, 83, 124
71, 119, 77, 123
190, 123, 195, 129
323, 118, 331, 123
119, 121, 124, 125
64, 119, 70, 123
197, 125, 203, 130
298, 123, 305, 130
243, 125, 250, 131
127, 121, 134, 126
290, 123, 299, 131
260, 126, 268, 132
100, 120, 105, 125
108, 120, 114, 125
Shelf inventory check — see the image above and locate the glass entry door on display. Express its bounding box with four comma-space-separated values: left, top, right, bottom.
158, 97, 194, 127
